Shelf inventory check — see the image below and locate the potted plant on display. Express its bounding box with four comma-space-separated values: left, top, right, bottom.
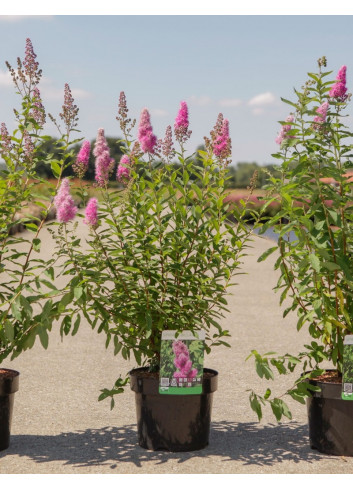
52, 95, 256, 451
247, 57, 353, 456
0, 39, 84, 450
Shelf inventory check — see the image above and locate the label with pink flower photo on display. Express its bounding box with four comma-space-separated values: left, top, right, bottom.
159, 330, 205, 395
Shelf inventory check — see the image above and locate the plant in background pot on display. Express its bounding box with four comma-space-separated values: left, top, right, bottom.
247, 57, 353, 456
0, 39, 83, 450
52, 95, 257, 451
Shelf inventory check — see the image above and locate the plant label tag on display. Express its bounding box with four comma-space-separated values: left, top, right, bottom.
159, 330, 205, 395
342, 335, 353, 401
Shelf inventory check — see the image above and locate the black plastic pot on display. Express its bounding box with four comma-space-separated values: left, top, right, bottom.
0, 368, 19, 451
130, 367, 218, 451
306, 370, 353, 456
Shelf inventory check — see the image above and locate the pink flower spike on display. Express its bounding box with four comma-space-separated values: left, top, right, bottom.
77, 140, 91, 165
329, 66, 348, 100
73, 140, 91, 178
174, 101, 192, 144
54, 178, 71, 209
162, 125, 175, 160
23, 38, 40, 81
94, 128, 115, 186
313, 102, 329, 130
31, 87, 46, 126
275, 114, 295, 145
213, 118, 231, 159
54, 178, 77, 223
0, 123, 13, 156
138, 108, 157, 154
84, 197, 98, 228
56, 197, 77, 223
117, 155, 131, 184
337, 66, 347, 84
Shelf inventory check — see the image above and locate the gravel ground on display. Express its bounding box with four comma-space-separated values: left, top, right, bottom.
1, 221, 353, 474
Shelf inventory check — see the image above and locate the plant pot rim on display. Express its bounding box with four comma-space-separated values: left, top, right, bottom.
304, 369, 341, 384
129, 366, 218, 395
303, 369, 343, 399
0, 368, 20, 396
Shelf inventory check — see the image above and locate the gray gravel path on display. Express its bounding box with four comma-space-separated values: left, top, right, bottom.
1, 221, 352, 474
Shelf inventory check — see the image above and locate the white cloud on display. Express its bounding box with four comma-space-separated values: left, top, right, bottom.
248, 92, 276, 107
188, 95, 212, 107
0, 15, 54, 22
0, 72, 91, 101
150, 108, 168, 117
0, 71, 12, 87
40, 81, 92, 101
251, 107, 265, 116
71, 88, 92, 100
219, 98, 242, 107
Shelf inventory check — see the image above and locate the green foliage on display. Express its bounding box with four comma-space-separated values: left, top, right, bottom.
249, 57, 353, 421
53, 103, 257, 400
0, 40, 83, 363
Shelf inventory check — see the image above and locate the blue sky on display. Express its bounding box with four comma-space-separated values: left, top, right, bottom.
1, 14, 353, 165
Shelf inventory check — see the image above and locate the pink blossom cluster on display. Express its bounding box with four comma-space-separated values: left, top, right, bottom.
329, 66, 348, 100
275, 114, 295, 145
117, 91, 128, 123
73, 140, 91, 178
30, 87, 46, 126
161, 125, 175, 161
59, 83, 79, 130
172, 340, 198, 380
23, 130, 34, 162
0, 123, 13, 156
137, 109, 157, 154
213, 116, 231, 159
174, 101, 192, 144
117, 154, 132, 183
313, 101, 329, 130
93, 128, 115, 186
54, 178, 77, 223
84, 197, 98, 228
23, 38, 40, 82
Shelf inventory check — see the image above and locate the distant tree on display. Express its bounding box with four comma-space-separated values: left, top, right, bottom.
34, 138, 280, 190
233, 162, 260, 188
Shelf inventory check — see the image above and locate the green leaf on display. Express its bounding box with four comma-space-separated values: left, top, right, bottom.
264, 388, 271, 400
270, 398, 292, 422
58, 292, 74, 313
25, 222, 38, 233
11, 300, 22, 321
308, 254, 320, 273
280, 97, 298, 109
74, 287, 83, 299
72, 314, 81, 336
44, 267, 55, 280
249, 392, 263, 421
257, 247, 278, 263
38, 326, 49, 349
255, 358, 274, 380
322, 262, 340, 272
145, 311, 152, 330
51, 160, 61, 178
32, 238, 41, 252
4, 321, 14, 342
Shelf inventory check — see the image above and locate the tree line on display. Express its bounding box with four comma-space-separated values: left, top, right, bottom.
33, 137, 280, 189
